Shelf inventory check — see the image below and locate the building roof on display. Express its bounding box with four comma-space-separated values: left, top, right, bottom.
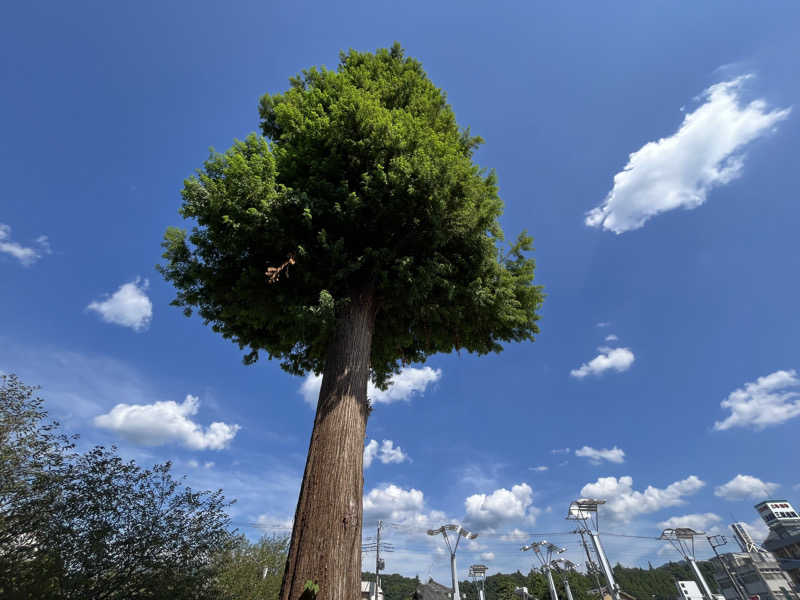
414, 579, 452, 600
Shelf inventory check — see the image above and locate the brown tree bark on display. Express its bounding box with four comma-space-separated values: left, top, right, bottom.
280, 288, 377, 600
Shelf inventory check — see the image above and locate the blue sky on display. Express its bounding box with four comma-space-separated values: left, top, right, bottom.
2, 0, 799, 582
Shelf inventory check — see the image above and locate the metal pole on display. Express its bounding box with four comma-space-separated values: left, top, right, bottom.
688, 558, 715, 600
544, 566, 560, 600
451, 552, 460, 600
588, 530, 621, 600
708, 537, 747, 600
562, 573, 575, 600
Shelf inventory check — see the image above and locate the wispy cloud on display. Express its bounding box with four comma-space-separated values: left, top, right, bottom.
714, 474, 779, 501
575, 445, 626, 464
714, 370, 800, 430
658, 513, 721, 532
94, 394, 240, 450
87, 277, 153, 332
364, 439, 410, 468
300, 366, 441, 406
605, 334, 619, 342
586, 75, 790, 233
529, 466, 549, 472
0, 223, 51, 266
571, 347, 635, 379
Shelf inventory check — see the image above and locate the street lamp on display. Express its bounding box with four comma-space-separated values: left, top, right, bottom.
522, 541, 565, 600
566, 498, 621, 600
552, 559, 577, 600
470, 564, 488, 600
428, 524, 478, 600
659, 529, 715, 600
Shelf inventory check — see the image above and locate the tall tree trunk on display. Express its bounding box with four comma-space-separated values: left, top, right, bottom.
280, 288, 376, 600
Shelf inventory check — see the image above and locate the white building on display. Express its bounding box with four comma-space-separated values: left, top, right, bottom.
677, 580, 706, 600
711, 550, 799, 600
361, 581, 384, 600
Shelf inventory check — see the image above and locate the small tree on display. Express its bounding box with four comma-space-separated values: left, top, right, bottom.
212, 534, 289, 599
159, 43, 543, 600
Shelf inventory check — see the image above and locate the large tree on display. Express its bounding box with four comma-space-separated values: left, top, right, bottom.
159, 43, 543, 600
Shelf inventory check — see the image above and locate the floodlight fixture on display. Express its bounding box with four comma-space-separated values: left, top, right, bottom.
469, 565, 488, 576
429, 524, 476, 600
659, 529, 714, 600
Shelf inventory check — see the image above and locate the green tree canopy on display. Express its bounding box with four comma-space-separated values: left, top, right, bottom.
160, 42, 542, 387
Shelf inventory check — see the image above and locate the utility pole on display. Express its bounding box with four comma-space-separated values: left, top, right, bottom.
707, 535, 748, 600
567, 499, 622, 600
428, 524, 478, 600
375, 520, 382, 600
659, 528, 715, 600
362, 521, 392, 600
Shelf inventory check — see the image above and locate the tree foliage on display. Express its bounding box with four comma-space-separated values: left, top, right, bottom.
159, 43, 543, 387
213, 534, 289, 599
0, 374, 234, 600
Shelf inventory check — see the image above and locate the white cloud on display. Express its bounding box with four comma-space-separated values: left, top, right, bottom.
255, 514, 294, 533
363, 439, 410, 468
87, 278, 153, 332
586, 75, 790, 233
480, 552, 495, 561
575, 445, 626, 464
605, 334, 619, 342
499, 528, 529, 542
570, 347, 635, 378
464, 483, 539, 530
658, 513, 722, 532
363, 484, 446, 529
596, 322, 611, 328
530, 466, 549, 472
0, 223, 51, 266
714, 370, 800, 430
551, 447, 571, 455
300, 366, 441, 406
94, 394, 240, 450
580, 475, 705, 522
714, 474, 779, 501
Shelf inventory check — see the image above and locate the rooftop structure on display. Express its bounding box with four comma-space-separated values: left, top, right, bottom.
710, 550, 799, 600
755, 500, 800, 586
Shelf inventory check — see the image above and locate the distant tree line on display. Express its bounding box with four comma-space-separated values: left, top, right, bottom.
0, 374, 288, 599
365, 560, 718, 600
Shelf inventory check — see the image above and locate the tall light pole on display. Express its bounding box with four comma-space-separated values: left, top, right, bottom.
470, 564, 488, 600
553, 559, 578, 600
522, 541, 565, 600
659, 528, 714, 600
428, 524, 478, 600
567, 498, 621, 600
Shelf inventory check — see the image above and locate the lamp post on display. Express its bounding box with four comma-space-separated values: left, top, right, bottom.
428, 524, 478, 600
567, 498, 621, 600
552, 559, 578, 600
659, 528, 715, 600
469, 564, 488, 600
522, 541, 565, 600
